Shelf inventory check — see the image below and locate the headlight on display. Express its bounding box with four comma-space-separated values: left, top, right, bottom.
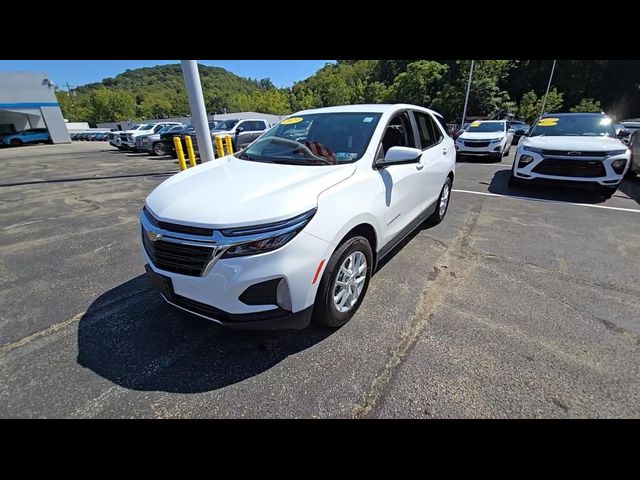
612, 159, 627, 174
607, 149, 629, 156
220, 209, 316, 258
522, 145, 543, 153
489, 137, 504, 142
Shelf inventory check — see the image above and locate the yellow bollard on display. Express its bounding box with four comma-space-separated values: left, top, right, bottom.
224, 135, 234, 155
184, 135, 197, 167
215, 136, 225, 158
173, 136, 187, 171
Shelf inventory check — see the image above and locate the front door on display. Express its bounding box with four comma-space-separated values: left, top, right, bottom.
376, 111, 426, 246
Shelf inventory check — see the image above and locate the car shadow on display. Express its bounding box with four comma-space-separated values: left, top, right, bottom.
617, 178, 640, 205
488, 170, 611, 204
76, 275, 334, 394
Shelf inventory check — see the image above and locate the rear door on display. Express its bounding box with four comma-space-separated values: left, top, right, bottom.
412, 110, 452, 207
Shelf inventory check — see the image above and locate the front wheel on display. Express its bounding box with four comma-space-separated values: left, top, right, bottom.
152, 142, 167, 156
10, 139, 22, 147
312, 236, 373, 328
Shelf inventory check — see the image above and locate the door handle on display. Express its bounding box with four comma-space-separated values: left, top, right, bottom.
416, 162, 425, 170
443, 147, 448, 155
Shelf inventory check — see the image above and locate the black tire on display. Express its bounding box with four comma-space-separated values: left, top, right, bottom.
426, 177, 452, 226
117, 145, 127, 151
152, 142, 166, 156
493, 153, 502, 162
503, 146, 510, 157
624, 168, 637, 179
10, 139, 22, 147
312, 236, 373, 328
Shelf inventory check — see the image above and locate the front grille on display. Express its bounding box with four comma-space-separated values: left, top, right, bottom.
143, 207, 213, 236
142, 230, 213, 276
532, 159, 606, 177
464, 141, 490, 147
540, 149, 608, 157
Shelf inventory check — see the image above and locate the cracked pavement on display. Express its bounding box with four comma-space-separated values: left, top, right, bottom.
1, 143, 639, 418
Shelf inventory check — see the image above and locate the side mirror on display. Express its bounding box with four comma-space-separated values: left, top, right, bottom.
377, 146, 422, 168
236, 126, 244, 134
507, 128, 515, 133
617, 129, 630, 139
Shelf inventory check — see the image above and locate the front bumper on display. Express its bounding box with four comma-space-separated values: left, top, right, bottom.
141, 220, 334, 330
455, 140, 504, 155
513, 150, 629, 186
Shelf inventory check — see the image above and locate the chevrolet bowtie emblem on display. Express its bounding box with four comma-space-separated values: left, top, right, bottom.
146, 230, 163, 242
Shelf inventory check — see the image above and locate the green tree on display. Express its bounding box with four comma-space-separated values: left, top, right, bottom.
388, 61, 448, 107
88, 89, 137, 123
517, 87, 564, 123
570, 98, 601, 113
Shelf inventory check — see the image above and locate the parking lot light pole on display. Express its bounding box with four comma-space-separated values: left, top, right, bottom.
461, 60, 474, 128
181, 60, 215, 163
540, 60, 557, 117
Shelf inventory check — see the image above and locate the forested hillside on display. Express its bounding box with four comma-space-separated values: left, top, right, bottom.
56, 60, 640, 125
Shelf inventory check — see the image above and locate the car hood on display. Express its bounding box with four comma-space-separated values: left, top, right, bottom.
459, 132, 505, 140
145, 156, 357, 228
522, 136, 627, 151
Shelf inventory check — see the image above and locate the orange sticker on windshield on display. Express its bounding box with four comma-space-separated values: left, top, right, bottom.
538, 118, 559, 127
282, 117, 303, 125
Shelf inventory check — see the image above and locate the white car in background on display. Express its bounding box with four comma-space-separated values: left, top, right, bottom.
454, 120, 514, 162
141, 104, 456, 330
510, 113, 631, 197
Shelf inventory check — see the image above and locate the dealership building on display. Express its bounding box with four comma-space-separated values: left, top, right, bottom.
0, 72, 70, 143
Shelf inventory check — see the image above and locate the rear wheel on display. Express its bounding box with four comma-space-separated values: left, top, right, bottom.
312, 236, 373, 328
426, 177, 452, 226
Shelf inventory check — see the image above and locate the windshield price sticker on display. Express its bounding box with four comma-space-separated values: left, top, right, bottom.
538, 118, 559, 127
282, 117, 304, 125
469, 121, 481, 127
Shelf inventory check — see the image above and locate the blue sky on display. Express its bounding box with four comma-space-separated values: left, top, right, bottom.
0, 60, 334, 89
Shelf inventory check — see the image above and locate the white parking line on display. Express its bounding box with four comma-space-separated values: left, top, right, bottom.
452, 189, 640, 214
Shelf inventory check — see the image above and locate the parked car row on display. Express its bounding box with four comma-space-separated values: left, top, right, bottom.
0, 128, 51, 147
71, 131, 111, 141
108, 119, 272, 158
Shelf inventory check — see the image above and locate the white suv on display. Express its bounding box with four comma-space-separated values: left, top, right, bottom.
510, 113, 631, 197
141, 104, 455, 329
454, 120, 514, 161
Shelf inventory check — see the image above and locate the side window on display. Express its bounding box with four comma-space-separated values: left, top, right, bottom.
256, 121, 267, 130
381, 112, 416, 156
414, 111, 442, 150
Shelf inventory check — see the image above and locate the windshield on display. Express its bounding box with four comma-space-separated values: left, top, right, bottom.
465, 121, 505, 133
237, 112, 382, 166
530, 116, 616, 137
214, 120, 238, 131
157, 126, 175, 134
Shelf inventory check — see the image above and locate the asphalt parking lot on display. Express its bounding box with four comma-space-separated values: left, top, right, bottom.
1, 142, 639, 418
